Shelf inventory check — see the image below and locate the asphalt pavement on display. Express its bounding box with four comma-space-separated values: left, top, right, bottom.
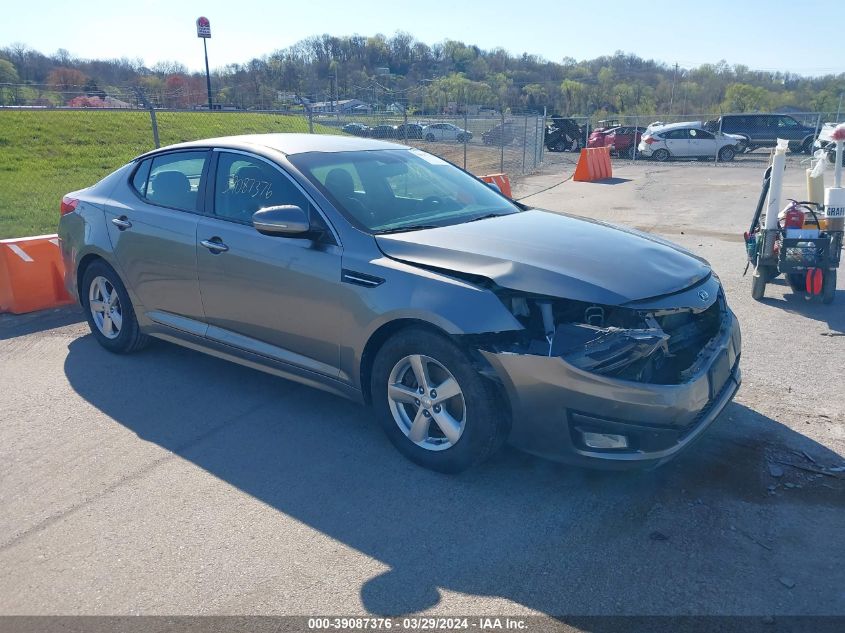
1, 159, 843, 623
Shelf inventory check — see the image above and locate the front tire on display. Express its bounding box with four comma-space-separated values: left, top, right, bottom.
370, 328, 508, 473
425, 133, 435, 142
81, 260, 150, 354
751, 265, 770, 300
718, 146, 736, 162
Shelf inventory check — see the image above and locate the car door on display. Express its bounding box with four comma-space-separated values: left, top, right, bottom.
103, 150, 209, 330
196, 150, 344, 378
688, 128, 717, 157
776, 116, 802, 142
663, 129, 690, 156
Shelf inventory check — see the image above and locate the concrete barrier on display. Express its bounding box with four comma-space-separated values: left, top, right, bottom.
0, 234, 74, 314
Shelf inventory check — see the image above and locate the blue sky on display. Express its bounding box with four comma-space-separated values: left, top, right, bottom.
2, 0, 843, 76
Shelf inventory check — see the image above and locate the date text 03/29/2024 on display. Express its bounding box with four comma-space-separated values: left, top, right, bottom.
307, 617, 529, 630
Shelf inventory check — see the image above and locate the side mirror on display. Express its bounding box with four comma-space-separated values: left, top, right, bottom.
485, 181, 502, 193
253, 205, 310, 237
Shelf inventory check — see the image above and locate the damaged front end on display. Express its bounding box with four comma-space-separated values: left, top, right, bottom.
484, 283, 726, 386
466, 275, 741, 467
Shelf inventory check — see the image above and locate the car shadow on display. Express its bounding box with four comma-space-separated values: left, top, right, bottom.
63, 335, 844, 618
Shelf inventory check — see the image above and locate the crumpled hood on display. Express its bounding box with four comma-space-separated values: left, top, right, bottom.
375, 209, 711, 305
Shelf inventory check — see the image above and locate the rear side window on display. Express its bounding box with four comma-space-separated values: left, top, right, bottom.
145, 151, 208, 211
664, 129, 688, 139
131, 159, 152, 196
689, 129, 714, 140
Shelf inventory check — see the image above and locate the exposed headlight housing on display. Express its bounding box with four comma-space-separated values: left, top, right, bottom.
550, 322, 669, 375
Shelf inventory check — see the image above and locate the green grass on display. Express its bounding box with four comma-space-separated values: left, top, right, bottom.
0, 110, 335, 238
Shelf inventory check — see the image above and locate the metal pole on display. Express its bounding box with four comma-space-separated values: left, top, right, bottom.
522, 115, 528, 173
632, 114, 637, 162
714, 116, 723, 165
540, 106, 546, 164
463, 106, 468, 170
149, 108, 160, 148
837, 92, 843, 121
403, 107, 408, 144
500, 110, 505, 173
203, 38, 212, 110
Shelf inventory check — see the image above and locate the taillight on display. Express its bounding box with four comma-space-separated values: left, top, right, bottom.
643, 135, 656, 145
60, 196, 78, 216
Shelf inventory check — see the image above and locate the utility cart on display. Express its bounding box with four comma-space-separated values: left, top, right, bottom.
745, 133, 845, 304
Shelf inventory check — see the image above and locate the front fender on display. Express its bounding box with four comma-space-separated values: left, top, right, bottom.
340, 255, 523, 389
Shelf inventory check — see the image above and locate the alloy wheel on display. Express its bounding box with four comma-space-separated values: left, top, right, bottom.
88, 275, 123, 339
387, 354, 466, 451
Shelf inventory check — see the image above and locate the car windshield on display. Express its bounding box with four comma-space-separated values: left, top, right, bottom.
289, 148, 520, 233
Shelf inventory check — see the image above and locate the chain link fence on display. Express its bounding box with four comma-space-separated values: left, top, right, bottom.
544, 111, 845, 170
0, 106, 546, 238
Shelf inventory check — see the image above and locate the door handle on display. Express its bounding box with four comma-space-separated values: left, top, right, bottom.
111, 216, 132, 230
200, 238, 229, 254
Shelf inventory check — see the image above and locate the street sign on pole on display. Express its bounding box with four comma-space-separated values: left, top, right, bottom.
196, 17, 213, 110
196, 16, 211, 38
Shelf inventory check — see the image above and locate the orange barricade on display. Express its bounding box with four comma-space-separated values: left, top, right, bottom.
481, 173, 513, 198
0, 234, 74, 314
573, 147, 613, 182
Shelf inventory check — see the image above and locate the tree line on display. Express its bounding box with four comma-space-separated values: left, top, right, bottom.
1, 34, 843, 116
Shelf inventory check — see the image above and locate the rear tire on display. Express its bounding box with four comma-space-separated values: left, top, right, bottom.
822, 270, 836, 304
787, 273, 805, 293
425, 133, 435, 142
801, 137, 814, 155
370, 328, 508, 473
652, 148, 670, 162
81, 260, 150, 354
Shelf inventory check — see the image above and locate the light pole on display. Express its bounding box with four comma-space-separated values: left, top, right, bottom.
196, 16, 212, 110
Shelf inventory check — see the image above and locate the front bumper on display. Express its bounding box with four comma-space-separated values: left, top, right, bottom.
480, 309, 741, 469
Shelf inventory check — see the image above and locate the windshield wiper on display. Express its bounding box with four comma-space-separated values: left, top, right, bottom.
375, 224, 440, 235
465, 213, 508, 223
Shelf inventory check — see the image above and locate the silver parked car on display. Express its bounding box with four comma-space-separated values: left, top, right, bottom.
422, 123, 472, 143
59, 134, 741, 472
638, 122, 743, 161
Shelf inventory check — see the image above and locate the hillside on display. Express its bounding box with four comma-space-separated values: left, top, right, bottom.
2, 36, 843, 117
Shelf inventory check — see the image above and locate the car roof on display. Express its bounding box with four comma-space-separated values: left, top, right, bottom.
137, 133, 409, 159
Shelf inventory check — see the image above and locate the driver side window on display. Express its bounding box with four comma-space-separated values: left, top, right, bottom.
213, 152, 310, 224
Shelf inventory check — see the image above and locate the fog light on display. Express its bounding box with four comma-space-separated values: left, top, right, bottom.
581, 431, 628, 449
